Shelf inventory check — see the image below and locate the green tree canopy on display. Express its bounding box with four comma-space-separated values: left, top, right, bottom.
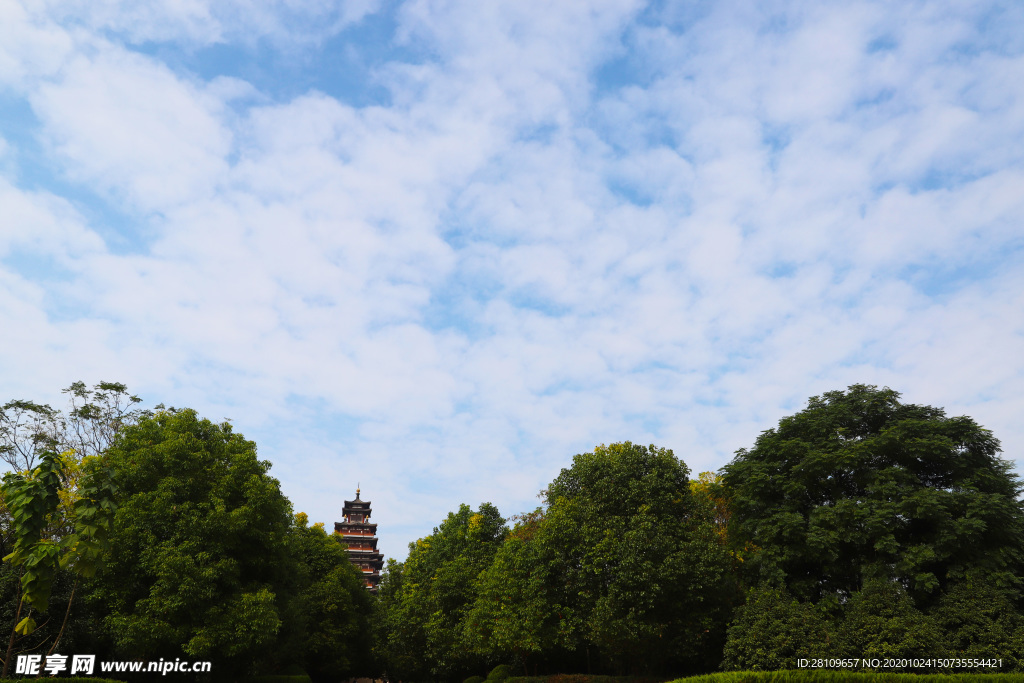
375, 502, 507, 681
722, 384, 1024, 605
88, 408, 293, 678
929, 575, 1024, 670
273, 513, 374, 683
463, 510, 559, 674
473, 442, 737, 676
570, 443, 734, 673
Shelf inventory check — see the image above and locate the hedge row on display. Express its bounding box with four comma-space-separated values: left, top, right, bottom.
673, 672, 1024, 683
487, 673, 1024, 683
504, 676, 662, 683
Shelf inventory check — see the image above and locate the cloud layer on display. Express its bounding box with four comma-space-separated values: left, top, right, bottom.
2, 0, 1022, 559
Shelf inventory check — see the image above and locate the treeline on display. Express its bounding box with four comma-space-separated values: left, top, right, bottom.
2, 383, 1024, 682
0, 384, 371, 682
373, 385, 1024, 680
373, 444, 736, 679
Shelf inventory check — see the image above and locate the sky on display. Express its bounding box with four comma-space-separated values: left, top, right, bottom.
1, 0, 1022, 561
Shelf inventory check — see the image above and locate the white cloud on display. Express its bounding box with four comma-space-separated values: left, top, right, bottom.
0, 0, 74, 87
33, 0, 383, 46
0, 0, 1022, 560
30, 48, 235, 211
0, 178, 104, 260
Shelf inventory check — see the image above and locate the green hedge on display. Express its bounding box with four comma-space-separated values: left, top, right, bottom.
505, 676, 662, 683
499, 673, 1024, 683
672, 672, 1024, 683
489, 665, 514, 681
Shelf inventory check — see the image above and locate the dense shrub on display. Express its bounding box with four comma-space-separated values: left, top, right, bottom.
721, 585, 833, 671
836, 579, 944, 662
489, 665, 514, 681
929, 578, 1024, 671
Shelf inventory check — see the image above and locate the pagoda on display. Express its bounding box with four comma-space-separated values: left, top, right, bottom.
335, 487, 384, 592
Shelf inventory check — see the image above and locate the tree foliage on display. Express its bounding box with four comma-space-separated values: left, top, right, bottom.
721, 385, 1024, 671
722, 384, 1024, 604
539, 443, 736, 674
0, 560, 87, 674
2, 451, 64, 632
929, 576, 1024, 670
0, 382, 138, 677
375, 503, 507, 681
835, 578, 944, 661
463, 511, 559, 672
0, 382, 143, 472
2, 387, 377, 680
458, 444, 739, 678
88, 409, 293, 678
3, 381, 1020, 679
278, 513, 374, 683
721, 584, 832, 671
0, 449, 117, 677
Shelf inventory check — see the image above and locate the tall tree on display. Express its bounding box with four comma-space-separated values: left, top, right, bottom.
722, 384, 1024, 605
0, 450, 116, 676
0, 382, 143, 472
463, 511, 564, 675
271, 513, 374, 683
88, 408, 293, 679
534, 443, 736, 675
376, 503, 507, 681
463, 445, 741, 676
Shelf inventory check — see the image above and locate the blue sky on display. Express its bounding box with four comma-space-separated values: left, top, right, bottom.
1, 0, 1023, 560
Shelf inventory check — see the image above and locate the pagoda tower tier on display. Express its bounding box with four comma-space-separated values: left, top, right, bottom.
335, 488, 384, 592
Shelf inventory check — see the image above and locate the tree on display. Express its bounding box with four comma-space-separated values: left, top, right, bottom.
721, 384, 1024, 605
0, 382, 143, 472
0, 402, 60, 473
463, 511, 564, 675
87, 408, 293, 679
533, 442, 736, 675
0, 382, 143, 677
0, 451, 65, 678
376, 503, 507, 681
373, 559, 421, 680
272, 513, 374, 683
0, 450, 116, 677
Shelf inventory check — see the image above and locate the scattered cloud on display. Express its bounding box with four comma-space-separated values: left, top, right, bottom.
1, 0, 1022, 560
